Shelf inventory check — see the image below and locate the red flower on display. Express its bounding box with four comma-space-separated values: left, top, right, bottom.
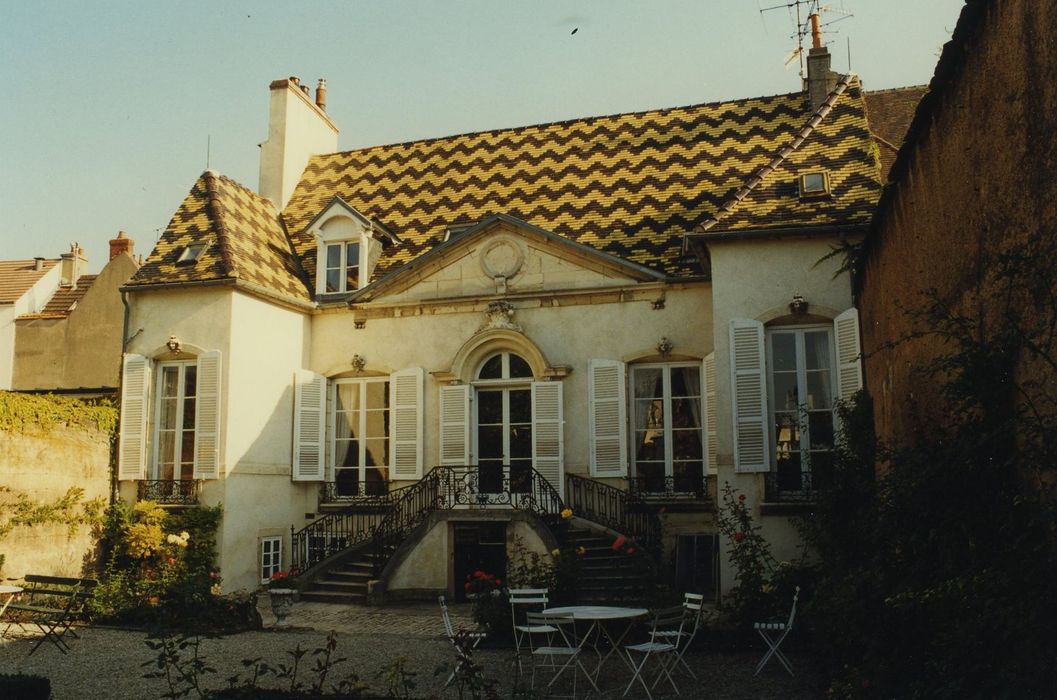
738, 494, 746, 502
473, 570, 487, 580
626, 547, 636, 555
611, 535, 627, 551
734, 531, 746, 543
464, 582, 472, 591
495, 579, 502, 586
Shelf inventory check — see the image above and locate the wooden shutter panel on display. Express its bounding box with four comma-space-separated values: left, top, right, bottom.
193, 350, 222, 479
532, 382, 564, 497
588, 359, 627, 477
292, 370, 326, 481
703, 353, 717, 475
118, 353, 150, 480
389, 367, 424, 480
439, 384, 471, 466
730, 319, 770, 473
834, 308, 864, 399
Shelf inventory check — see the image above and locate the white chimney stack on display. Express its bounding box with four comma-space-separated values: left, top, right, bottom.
259, 76, 339, 210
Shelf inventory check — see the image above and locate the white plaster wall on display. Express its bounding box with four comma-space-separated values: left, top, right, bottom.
707, 236, 854, 585
388, 519, 450, 590
313, 283, 712, 480
0, 265, 62, 389
218, 291, 314, 592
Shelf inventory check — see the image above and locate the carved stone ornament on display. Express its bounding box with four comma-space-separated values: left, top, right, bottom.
351, 354, 367, 372
657, 337, 674, 357
478, 300, 523, 334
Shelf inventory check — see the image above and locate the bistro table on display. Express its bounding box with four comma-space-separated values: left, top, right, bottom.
542, 605, 648, 687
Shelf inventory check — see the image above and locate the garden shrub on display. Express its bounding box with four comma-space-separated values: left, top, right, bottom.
799, 241, 1057, 698
0, 673, 51, 700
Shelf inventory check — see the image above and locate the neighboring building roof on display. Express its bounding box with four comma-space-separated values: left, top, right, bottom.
0, 259, 59, 305
18, 275, 98, 319
864, 85, 929, 181
283, 85, 881, 284
127, 171, 310, 303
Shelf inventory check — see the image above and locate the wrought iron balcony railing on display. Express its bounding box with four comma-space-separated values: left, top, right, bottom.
624, 475, 709, 501
763, 470, 821, 502
565, 474, 661, 555
319, 481, 393, 505
137, 479, 200, 506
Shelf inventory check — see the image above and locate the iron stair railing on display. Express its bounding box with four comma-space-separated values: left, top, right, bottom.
565, 473, 662, 555
370, 465, 566, 577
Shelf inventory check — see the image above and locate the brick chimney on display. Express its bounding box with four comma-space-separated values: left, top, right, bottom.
259, 75, 339, 210
805, 13, 839, 111
60, 242, 87, 288
109, 230, 135, 260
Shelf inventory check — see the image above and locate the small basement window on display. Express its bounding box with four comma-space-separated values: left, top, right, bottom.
177, 243, 208, 264
798, 171, 831, 199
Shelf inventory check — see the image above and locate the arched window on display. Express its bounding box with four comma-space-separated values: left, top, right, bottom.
475, 352, 533, 494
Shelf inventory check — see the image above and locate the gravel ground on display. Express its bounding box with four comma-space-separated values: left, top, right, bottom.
0, 600, 822, 699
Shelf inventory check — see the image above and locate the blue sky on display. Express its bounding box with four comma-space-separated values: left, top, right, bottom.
0, 1, 965, 271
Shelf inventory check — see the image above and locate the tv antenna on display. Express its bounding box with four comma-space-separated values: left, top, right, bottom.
759, 1, 853, 78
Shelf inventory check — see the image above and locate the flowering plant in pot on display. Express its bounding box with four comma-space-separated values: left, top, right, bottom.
267, 570, 297, 628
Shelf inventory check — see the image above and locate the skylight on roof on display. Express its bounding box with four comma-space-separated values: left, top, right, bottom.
177, 243, 207, 264
798, 172, 831, 199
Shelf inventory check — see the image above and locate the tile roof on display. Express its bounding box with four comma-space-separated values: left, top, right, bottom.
17, 276, 98, 319
283, 84, 881, 283
126, 171, 310, 302
864, 85, 929, 181
0, 259, 59, 305
132, 80, 891, 300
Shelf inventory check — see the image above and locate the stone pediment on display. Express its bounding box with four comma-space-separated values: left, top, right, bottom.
352, 215, 664, 304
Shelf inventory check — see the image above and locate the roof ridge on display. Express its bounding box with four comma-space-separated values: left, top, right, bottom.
314, 89, 808, 159
863, 84, 930, 95
693, 74, 855, 234
202, 170, 239, 278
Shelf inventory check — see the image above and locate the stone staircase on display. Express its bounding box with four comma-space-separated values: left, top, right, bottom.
298, 549, 386, 605
565, 524, 654, 604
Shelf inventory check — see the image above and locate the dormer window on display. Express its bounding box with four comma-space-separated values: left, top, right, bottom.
325, 240, 360, 293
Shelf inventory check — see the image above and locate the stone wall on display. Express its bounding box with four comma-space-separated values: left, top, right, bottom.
0, 398, 112, 578
858, 0, 1057, 447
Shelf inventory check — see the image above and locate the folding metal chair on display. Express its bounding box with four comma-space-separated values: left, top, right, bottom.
753, 585, 800, 676
525, 611, 599, 698
508, 587, 559, 674
438, 595, 487, 687
650, 592, 705, 680
624, 606, 685, 699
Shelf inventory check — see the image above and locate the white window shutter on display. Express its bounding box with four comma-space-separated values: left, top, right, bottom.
588, 359, 627, 477
118, 353, 150, 481
730, 319, 770, 473
389, 367, 424, 480
834, 308, 864, 399
703, 352, 717, 475
532, 382, 564, 497
439, 384, 471, 466
292, 369, 326, 481
193, 350, 222, 479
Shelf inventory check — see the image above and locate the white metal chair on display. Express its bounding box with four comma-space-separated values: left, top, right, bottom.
525, 611, 599, 698
624, 606, 685, 699
438, 595, 487, 687
508, 587, 558, 673
650, 592, 706, 680
753, 585, 800, 677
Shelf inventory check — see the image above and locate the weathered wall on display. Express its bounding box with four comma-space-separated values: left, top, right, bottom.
13, 253, 139, 391
0, 422, 111, 578
858, 0, 1057, 447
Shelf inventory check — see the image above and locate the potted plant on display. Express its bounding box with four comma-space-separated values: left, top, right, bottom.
266, 571, 296, 628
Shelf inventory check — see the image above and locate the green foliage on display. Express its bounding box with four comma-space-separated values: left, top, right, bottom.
142, 632, 218, 699
375, 656, 417, 699
434, 630, 500, 700
799, 241, 1057, 698
0, 673, 51, 700
0, 485, 105, 540
0, 390, 117, 435
716, 482, 783, 624
91, 500, 239, 632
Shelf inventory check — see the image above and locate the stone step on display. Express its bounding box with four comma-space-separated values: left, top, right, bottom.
299, 590, 367, 605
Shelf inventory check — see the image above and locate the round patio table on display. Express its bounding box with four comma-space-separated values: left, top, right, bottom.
543, 605, 648, 685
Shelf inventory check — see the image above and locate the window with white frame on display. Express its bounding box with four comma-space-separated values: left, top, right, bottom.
474, 352, 534, 494
766, 326, 836, 491
153, 361, 197, 481
629, 363, 705, 493
260, 536, 282, 584
330, 377, 390, 497
324, 240, 360, 293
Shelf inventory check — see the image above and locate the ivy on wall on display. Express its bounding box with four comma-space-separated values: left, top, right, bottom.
0, 390, 117, 435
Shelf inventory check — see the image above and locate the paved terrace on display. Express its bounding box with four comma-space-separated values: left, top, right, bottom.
0, 599, 820, 699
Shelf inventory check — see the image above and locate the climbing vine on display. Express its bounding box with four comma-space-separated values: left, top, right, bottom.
0, 390, 117, 435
